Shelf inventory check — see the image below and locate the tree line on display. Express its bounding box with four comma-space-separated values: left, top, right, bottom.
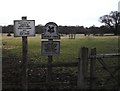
2, 25, 111, 35
2, 11, 120, 36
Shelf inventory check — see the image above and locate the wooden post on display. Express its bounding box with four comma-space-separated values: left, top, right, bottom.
22, 16, 28, 91
47, 56, 52, 81
77, 47, 89, 89
46, 39, 53, 88
118, 39, 120, 90
0, 27, 2, 91
90, 48, 96, 89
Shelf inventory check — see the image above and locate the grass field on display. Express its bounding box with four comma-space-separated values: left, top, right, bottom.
2, 34, 119, 89
2, 34, 118, 63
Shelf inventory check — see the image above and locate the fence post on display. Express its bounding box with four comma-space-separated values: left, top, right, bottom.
118, 40, 120, 90
77, 47, 89, 89
90, 48, 96, 89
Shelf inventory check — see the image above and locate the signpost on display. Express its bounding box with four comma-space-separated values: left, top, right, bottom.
41, 22, 60, 56
41, 22, 60, 88
14, 16, 35, 91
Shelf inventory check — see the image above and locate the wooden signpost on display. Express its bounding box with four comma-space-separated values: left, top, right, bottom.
41, 22, 60, 88
14, 16, 35, 91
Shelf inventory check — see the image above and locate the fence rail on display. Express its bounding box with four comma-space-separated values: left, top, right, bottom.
90, 53, 120, 58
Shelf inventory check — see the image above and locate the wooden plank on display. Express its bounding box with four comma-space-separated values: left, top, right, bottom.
90, 53, 120, 58
46, 55, 52, 87
77, 47, 88, 89
90, 48, 96, 89
46, 39, 53, 88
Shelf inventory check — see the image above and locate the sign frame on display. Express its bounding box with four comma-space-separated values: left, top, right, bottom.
14, 20, 35, 37
41, 41, 60, 55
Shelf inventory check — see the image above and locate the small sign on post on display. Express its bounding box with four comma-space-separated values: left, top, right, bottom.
42, 22, 60, 39
41, 22, 60, 56
14, 20, 35, 37
41, 41, 60, 55
14, 16, 35, 91
41, 22, 60, 87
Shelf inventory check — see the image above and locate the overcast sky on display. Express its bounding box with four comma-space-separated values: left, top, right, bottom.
0, 0, 119, 27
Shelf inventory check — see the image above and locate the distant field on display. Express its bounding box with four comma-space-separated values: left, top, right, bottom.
2, 34, 118, 63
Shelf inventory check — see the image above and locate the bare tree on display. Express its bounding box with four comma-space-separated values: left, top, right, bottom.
99, 11, 120, 35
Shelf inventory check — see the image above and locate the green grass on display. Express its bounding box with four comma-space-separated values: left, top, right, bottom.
2, 34, 118, 63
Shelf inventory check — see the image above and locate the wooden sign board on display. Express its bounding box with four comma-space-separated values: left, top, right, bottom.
42, 22, 60, 39
41, 41, 60, 55
14, 20, 35, 37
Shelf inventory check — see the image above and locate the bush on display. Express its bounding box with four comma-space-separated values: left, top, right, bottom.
7, 33, 11, 36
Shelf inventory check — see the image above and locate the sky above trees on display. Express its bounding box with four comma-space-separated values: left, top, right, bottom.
0, 0, 119, 27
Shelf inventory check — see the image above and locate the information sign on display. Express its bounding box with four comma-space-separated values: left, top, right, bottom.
41, 41, 60, 55
42, 22, 60, 39
14, 20, 35, 37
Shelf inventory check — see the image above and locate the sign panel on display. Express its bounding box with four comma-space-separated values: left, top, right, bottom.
119, 1, 120, 12
41, 41, 60, 55
42, 22, 60, 39
14, 20, 35, 37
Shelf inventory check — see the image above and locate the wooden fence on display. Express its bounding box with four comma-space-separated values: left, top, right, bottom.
28, 47, 120, 89
2, 47, 120, 90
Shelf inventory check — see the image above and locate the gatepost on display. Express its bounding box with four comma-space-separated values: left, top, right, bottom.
41, 22, 60, 88
14, 17, 35, 91
0, 26, 2, 91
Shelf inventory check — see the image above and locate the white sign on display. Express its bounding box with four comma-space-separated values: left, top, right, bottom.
14, 20, 35, 37
118, 1, 120, 12
41, 41, 60, 55
42, 22, 60, 39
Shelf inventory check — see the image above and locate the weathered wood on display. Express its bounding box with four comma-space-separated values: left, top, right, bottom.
46, 39, 53, 88
22, 36, 28, 91
118, 41, 120, 90
22, 16, 28, 91
90, 48, 96, 89
77, 47, 88, 89
90, 53, 120, 58
47, 55, 52, 83
82, 47, 89, 79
